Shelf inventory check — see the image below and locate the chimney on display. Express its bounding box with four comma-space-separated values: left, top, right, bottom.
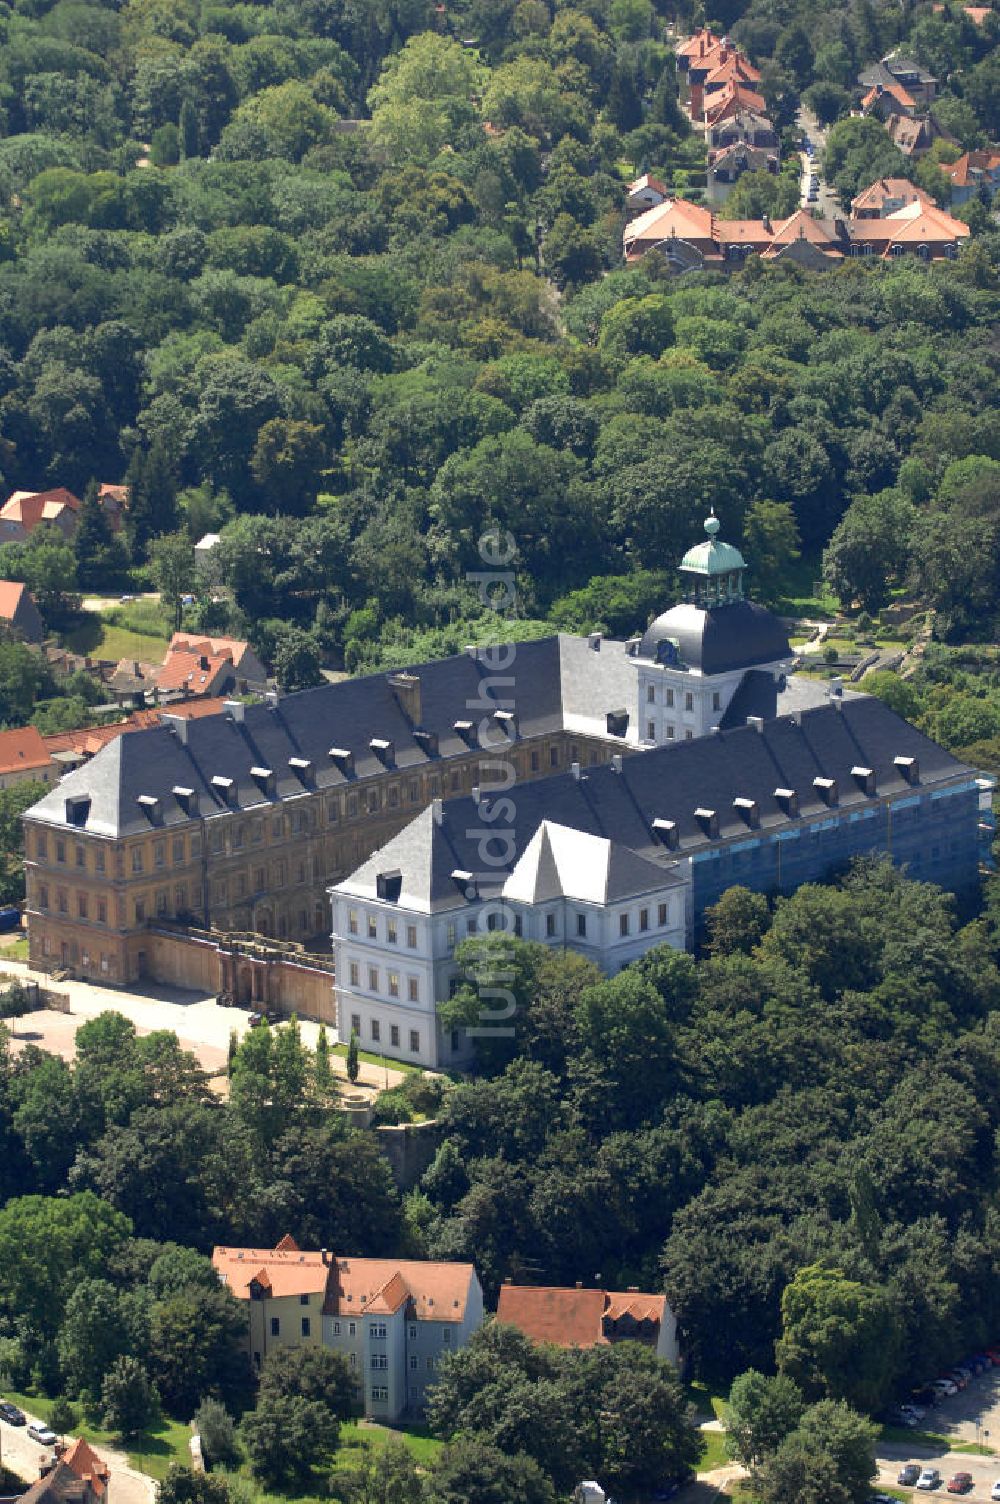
431, 798, 443, 825
224, 699, 245, 722
571, 761, 581, 780
387, 671, 421, 725
588, 631, 602, 651
173, 785, 198, 816
161, 712, 189, 744
747, 715, 765, 734
829, 676, 843, 700
329, 747, 354, 776
265, 689, 279, 709
288, 756, 315, 787
611, 754, 623, 774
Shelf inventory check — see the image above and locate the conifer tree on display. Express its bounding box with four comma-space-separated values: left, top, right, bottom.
180, 98, 200, 159
607, 61, 643, 133
74, 480, 126, 590
314, 1024, 333, 1097
346, 1029, 360, 1085
126, 439, 178, 562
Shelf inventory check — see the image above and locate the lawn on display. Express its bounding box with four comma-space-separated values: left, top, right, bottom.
338, 1418, 443, 1466
62, 617, 170, 665
1, 937, 29, 960
698, 1429, 730, 1471
330, 1041, 425, 1077
772, 556, 839, 619
880, 1423, 996, 1456
685, 1379, 728, 1421
2, 1389, 192, 1479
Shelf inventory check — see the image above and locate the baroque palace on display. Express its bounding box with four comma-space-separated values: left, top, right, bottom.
23, 518, 990, 1063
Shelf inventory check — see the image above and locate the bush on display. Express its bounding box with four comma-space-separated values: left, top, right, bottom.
194, 1398, 239, 1468
0, 981, 29, 1018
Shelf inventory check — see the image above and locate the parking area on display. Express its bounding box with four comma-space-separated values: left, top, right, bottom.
877, 1364, 1000, 1500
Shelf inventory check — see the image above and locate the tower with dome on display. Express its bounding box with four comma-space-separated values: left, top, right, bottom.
634, 511, 793, 745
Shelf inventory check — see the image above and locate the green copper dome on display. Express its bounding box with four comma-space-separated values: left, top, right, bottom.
680, 511, 747, 576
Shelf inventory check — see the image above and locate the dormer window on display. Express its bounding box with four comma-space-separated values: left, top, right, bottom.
695, 807, 719, 838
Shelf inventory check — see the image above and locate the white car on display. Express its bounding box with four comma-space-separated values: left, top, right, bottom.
27, 1423, 57, 1446
932, 1379, 958, 1396
989, 1481, 1000, 1500
900, 1404, 927, 1420
917, 1469, 940, 1490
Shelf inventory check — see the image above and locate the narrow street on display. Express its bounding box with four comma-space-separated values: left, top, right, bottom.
797, 104, 841, 218
0, 1411, 155, 1504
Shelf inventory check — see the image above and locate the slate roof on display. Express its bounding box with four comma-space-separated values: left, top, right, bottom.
637, 600, 792, 674
24, 636, 640, 837
334, 697, 972, 906
501, 820, 684, 906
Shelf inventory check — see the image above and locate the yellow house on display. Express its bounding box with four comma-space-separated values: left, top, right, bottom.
213, 1234, 326, 1369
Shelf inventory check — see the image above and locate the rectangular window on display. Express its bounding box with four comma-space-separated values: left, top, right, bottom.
546, 912, 556, 938
351, 1013, 361, 1034
301, 1317, 311, 1337
665, 689, 674, 707
58, 889, 67, 914
406, 924, 417, 948
349, 1322, 356, 1336
97, 898, 107, 923
388, 785, 399, 808
327, 798, 339, 824
270, 1317, 280, 1337
387, 920, 397, 945
131, 847, 143, 873
647, 721, 655, 741
426, 1358, 435, 1372
391, 1024, 400, 1047
685, 730, 693, 741
38, 884, 48, 909
172, 837, 184, 865
410, 1356, 418, 1370
367, 914, 377, 939
409, 1325, 417, 1340
442, 1328, 452, 1345
371, 1386, 389, 1403
666, 725, 675, 740
348, 909, 358, 935
333, 1322, 341, 1335
368, 966, 379, 991
272, 815, 283, 837
77, 894, 88, 919
370, 1354, 389, 1370
371, 1019, 380, 1042
639, 907, 649, 932
408, 977, 419, 1003
685, 692, 693, 712
76, 844, 85, 868
658, 902, 667, 926
577, 913, 586, 937
446, 923, 456, 948
252, 821, 262, 844
619, 913, 629, 937
388, 972, 399, 998
347, 795, 358, 818
712, 691, 721, 711
549, 747, 558, 766
37, 832, 47, 860
56, 839, 65, 864
369, 1323, 387, 1340
156, 890, 167, 916
349, 961, 360, 987
350, 1353, 356, 1368
409, 780, 419, 803
232, 825, 244, 850
95, 846, 105, 873
410, 1030, 420, 1053
153, 841, 165, 868
647, 684, 655, 703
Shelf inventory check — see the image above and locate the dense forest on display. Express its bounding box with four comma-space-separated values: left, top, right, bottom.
0, 0, 996, 682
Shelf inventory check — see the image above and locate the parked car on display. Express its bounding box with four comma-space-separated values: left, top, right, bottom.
932, 1379, 958, 1396
900, 1404, 927, 1420
947, 1475, 973, 1495
947, 1371, 969, 1389
27, 1423, 57, 1446
0, 1400, 26, 1424
651, 1475, 695, 1501
917, 1469, 941, 1490
990, 1481, 1000, 1501
899, 1465, 923, 1486
869, 1495, 897, 1504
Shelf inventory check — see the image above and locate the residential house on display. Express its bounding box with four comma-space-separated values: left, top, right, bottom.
213, 1236, 484, 1421
709, 109, 778, 150
702, 82, 768, 134
850, 177, 935, 217
496, 1283, 680, 1365
675, 27, 722, 73
858, 56, 938, 107
708, 143, 778, 200
0, 489, 81, 545
0, 580, 44, 643
162, 634, 267, 697
0, 727, 55, 790
109, 659, 159, 708
861, 80, 919, 120
194, 532, 221, 573
943, 148, 1000, 206
97, 484, 128, 533
41, 697, 229, 776
885, 110, 954, 158
18, 1439, 110, 1504
625, 174, 669, 214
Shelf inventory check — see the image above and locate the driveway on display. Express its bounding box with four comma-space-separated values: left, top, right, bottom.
0, 1411, 155, 1504
2, 960, 407, 1091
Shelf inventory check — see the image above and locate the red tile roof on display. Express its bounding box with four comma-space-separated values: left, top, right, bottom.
42, 699, 229, 758
863, 80, 916, 110
496, 1284, 668, 1349
62, 1440, 110, 1500
324, 1256, 476, 1321
155, 648, 234, 695
1, 488, 81, 531
0, 579, 30, 620
213, 1245, 330, 1300
851, 176, 934, 212
0, 725, 52, 776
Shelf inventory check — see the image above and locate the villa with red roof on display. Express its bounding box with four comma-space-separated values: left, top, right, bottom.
213, 1235, 484, 1421
944, 148, 1000, 206
0, 579, 44, 642
156, 633, 267, 700
496, 1282, 680, 1364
